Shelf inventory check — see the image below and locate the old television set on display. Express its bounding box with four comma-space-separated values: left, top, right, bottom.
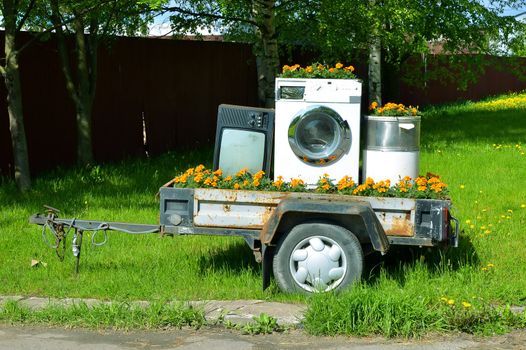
213, 104, 275, 177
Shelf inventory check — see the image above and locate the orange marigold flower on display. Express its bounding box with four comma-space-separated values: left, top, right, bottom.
369, 101, 378, 110
213, 169, 223, 176
253, 179, 260, 187
345, 65, 354, 72
418, 185, 427, 191
236, 168, 248, 177
365, 177, 375, 186
253, 170, 265, 180
195, 164, 205, 172
322, 184, 330, 191
335, 62, 344, 69
329, 68, 335, 73
224, 176, 232, 181
305, 66, 313, 73
234, 183, 240, 190
185, 168, 195, 175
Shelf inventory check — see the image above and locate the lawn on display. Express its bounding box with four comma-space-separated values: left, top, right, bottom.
1, 92, 525, 335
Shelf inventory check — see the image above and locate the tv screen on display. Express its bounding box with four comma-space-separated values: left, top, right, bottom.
218, 129, 266, 175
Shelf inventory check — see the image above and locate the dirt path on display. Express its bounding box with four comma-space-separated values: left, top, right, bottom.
1, 325, 525, 350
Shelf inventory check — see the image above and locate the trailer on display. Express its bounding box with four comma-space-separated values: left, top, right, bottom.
29, 184, 458, 294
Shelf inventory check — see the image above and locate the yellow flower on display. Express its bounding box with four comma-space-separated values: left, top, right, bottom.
447, 299, 455, 305
253, 170, 265, 180
252, 179, 260, 187
305, 66, 313, 73
487, 263, 495, 267
328, 68, 335, 73
282, 64, 291, 72
213, 169, 223, 176
236, 168, 248, 177
344, 65, 354, 72
462, 301, 472, 308
224, 176, 232, 181
233, 183, 240, 190
322, 184, 330, 191
195, 164, 205, 173
460, 184, 465, 189
417, 185, 427, 192
335, 62, 344, 69
369, 101, 378, 110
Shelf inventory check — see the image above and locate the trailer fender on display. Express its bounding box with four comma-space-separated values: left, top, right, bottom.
260, 198, 390, 254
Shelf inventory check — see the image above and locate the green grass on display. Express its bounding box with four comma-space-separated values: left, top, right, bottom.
0, 300, 206, 330
1, 92, 526, 336
304, 92, 526, 336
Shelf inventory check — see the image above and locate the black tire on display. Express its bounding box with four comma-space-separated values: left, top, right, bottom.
272, 223, 364, 294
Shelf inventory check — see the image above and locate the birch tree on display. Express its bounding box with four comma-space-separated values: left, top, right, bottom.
0, 0, 36, 191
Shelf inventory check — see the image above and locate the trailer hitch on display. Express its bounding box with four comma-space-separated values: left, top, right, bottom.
31, 206, 163, 274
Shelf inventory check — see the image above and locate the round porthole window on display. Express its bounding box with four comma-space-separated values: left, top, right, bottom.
288, 106, 351, 166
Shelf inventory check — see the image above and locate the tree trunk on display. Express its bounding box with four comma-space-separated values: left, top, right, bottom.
368, 0, 382, 105
51, 0, 97, 165
252, 0, 279, 108
2, 0, 31, 191
368, 36, 382, 105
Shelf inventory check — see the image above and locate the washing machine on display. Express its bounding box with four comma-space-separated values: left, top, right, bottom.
274, 78, 362, 185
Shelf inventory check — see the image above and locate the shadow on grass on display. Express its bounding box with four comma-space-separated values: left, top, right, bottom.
197, 240, 260, 276
422, 109, 526, 147
362, 234, 479, 286
1, 147, 214, 215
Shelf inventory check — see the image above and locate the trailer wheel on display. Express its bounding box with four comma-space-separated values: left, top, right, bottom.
273, 223, 363, 294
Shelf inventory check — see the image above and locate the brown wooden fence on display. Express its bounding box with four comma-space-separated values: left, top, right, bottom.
2, 32, 526, 178
0, 32, 258, 177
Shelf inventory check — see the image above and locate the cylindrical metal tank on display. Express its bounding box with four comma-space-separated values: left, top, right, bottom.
362, 115, 421, 183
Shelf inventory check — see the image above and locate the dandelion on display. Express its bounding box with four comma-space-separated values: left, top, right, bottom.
460, 185, 465, 189
447, 299, 455, 305
462, 301, 472, 308
487, 263, 495, 267
465, 219, 471, 224
521, 204, 526, 208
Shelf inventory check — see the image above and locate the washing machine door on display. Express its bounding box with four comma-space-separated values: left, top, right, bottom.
288, 106, 351, 166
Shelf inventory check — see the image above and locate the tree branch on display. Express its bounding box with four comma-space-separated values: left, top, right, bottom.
159, 5, 258, 27
16, 0, 36, 32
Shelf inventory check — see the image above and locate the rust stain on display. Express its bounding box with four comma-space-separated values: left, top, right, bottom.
385, 217, 414, 237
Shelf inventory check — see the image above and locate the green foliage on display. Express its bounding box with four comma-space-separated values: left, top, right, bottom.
223, 313, 285, 335
0, 300, 206, 329
305, 283, 526, 337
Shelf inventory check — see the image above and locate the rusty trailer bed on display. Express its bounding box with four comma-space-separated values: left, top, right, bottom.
159, 187, 456, 247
